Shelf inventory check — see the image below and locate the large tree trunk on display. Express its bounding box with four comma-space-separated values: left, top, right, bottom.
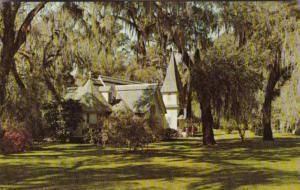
0, 55, 13, 111
198, 93, 216, 145
262, 64, 280, 141
182, 51, 194, 119
262, 94, 273, 141
262, 60, 292, 140
0, 2, 46, 116
0, 3, 18, 111
12, 59, 26, 90
192, 49, 216, 145
0, 57, 12, 112
186, 88, 192, 118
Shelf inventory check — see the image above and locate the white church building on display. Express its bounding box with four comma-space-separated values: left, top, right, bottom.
65, 53, 186, 134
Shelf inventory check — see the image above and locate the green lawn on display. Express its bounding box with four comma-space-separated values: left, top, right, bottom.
1, 131, 300, 190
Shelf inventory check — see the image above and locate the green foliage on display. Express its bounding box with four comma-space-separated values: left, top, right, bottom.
192, 34, 263, 133
221, 2, 299, 138
83, 110, 155, 150
162, 128, 179, 140
220, 119, 234, 134
83, 123, 102, 145
42, 101, 60, 138
102, 111, 153, 150
61, 99, 83, 135
220, 118, 251, 141
42, 99, 83, 142
1, 2, 299, 145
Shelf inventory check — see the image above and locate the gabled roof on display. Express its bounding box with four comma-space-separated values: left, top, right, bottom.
98, 75, 143, 85
161, 53, 183, 93
115, 84, 166, 114
112, 99, 131, 113
65, 79, 111, 113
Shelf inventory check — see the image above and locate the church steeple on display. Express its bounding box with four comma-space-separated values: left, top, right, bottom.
161, 52, 183, 94
160, 52, 184, 130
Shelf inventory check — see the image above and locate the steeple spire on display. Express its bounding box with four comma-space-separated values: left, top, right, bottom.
161, 52, 183, 93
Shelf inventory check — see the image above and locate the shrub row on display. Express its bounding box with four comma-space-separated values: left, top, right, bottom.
84, 111, 179, 150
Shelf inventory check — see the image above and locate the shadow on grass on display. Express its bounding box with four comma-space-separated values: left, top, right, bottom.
0, 137, 300, 189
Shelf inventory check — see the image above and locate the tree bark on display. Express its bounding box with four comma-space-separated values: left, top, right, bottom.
262, 59, 293, 140
198, 93, 216, 145
0, 3, 19, 109
191, 49, 216, 145
11, 59, 26, 90
42, 72, 61, 102
13, 2, 47, 54
186, 88, 192, 118
262, 95, 273, 141
182, 51, 194, 119
262, 64, 280, 141
0, 2, 46, 115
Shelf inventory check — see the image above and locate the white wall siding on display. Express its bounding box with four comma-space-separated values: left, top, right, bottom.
165, 108, 178, 130
163, 93, 177, 106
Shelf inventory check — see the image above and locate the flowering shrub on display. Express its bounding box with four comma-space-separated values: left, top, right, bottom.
1, 128, 32, 154
0, 119, 33, 154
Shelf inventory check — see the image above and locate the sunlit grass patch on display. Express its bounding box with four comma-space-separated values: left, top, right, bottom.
1, 132, 300, 190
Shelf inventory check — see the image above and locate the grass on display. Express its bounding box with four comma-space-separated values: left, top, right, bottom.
1, 130, 300, 190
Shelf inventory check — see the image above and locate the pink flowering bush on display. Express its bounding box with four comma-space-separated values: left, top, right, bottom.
0, 120, 33, 154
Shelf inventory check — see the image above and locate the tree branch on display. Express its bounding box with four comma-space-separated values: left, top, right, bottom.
42, 71, 61, 102
13, 2, 47, 54
18, 50, 34, 72
115, 15, 141, 33
11, 59, 26, 90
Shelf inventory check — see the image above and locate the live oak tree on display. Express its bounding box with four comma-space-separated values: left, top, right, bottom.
257, 3, 297, 141
191, 33, 263, 144
222, 2, 299, 141
1, 2, 299, 145
151, 2, 219, 121
111, 2, 277, 145
0, 2, 46, 116
113, 2, 220, 145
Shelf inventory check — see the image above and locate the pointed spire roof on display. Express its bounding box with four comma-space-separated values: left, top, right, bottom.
79, 79, 112, 112
65, 78, 112, 113
161, 52, 183, 93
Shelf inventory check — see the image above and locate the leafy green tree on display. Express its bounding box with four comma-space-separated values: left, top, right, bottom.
221, 2, 298, 140
191, 33, 263, 144
42, 99, 83, 142
113, 2, 220, 145
0, 2, 46, 115
2, 1, 299, 146
60, 99, 83, 141
100, 111, 152, 150
42, 101, 60, 138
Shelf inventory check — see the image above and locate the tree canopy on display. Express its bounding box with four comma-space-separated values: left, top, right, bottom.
0, 1, 299, 145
